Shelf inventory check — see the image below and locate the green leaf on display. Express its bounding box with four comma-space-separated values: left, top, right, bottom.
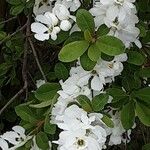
139, 68, 150, 78
102, 115, 114, 128
10, 4, 24, 16
76, 9, 95, 33
127, 51, 145, 65
101, 53, 114, 61
64, 32, 84, 45
92, 94, 109, 111
121, 102, 135, 130
88, 44, 101, 61
25, 139, 32, 149
15, 105, 37, 123
30, 94, 58, 108
0, 31, 7, 40
122, 76, 141, 92
29, 94, 59, 108
96, 36, 125, 56
36, 132, 49, 150
29, 101, 52, 108
80, 52, 96, 71
84, 30, 93, 42
0, 63, 12, 77
96, 25, 109, 37
35, 83, 60, 101
54, 63, 69, 80
44, 116, 56, 135
134, 87, 150, 105
137, 23, 147, 37
59, 41, 89, 62
136, 102, 150, 126
76, 95, 92, 112
22, 122, 35, 130
7, 0, 22, 5
106, 88, 127, 103
142, 30, 150, 43
142, 143, 150, 150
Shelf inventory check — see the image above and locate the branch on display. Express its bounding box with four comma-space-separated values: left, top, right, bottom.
0, 87, 26, 115
0, 23, 27, 45
0, 16, 17, 25
28, 37, 47, 82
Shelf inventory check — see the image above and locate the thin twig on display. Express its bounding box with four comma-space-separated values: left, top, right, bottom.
28, 37, 47, 82
0, 23, 27, 45
0, 16, 17, 25
0, 87, 26, 115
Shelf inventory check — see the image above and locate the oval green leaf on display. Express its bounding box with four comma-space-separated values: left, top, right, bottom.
92, 94, 109, 111
80, 52, 96, 71
76, 9, 95, 33
121, 102, 135, 130
96, 36, 125, 56
88, 44, 101, 61
59, 40, 89, 62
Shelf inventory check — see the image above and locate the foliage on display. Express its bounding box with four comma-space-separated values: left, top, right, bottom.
0, 0, 150, 150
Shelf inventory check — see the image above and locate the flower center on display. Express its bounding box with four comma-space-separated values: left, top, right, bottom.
48, 27, 53, 34
113, 18, 119, 26
77, 139, 85, 146
111, 18, 119, 31
75, 138, 87, 150
108, 63, 114, 69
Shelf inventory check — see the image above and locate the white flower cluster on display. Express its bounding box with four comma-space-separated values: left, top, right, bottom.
90, 0, 142, 48
33, 0, 81, 15
51, 54, 134, 149
52, 54, 127, 120
31, 0, 141, 49
53, 105, 107, 150
107, 111, 136, 146
31, 0, 76, 41
0, 126, 51, 150
0, 126, 32, 150
1, 0, 140, 149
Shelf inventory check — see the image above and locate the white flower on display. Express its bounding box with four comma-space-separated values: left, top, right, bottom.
90, 3, 109, 27
56, 105, 95, 131
57, 68, 91, 100
36, 79, 45, 88
0, 126, 32, 150
107, 18, 141, 48
53, 105, 107, 150
60, 20, 72, 31
107, 111, 134, 146
1, 126, 26, 145
61, 0, 81, 12
54, 129, 103, 150
31, 12, 60, 41
100, 0, 135, 22
52, 4, 75, 31
0, 138, 8, 150
90, 0, 141, 48
33, 0, 53, 15
52, 54, 127, 129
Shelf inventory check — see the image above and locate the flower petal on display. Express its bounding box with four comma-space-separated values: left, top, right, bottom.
91, 75, 103, 91
31, 22, 48, 34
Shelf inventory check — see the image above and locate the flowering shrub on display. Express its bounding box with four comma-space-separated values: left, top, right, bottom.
0, 0, 150, 149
